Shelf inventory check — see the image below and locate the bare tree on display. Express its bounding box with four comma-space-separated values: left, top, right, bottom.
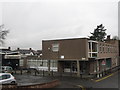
0, 24, 9, 46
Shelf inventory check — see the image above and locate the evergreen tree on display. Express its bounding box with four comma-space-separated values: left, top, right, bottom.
89, 24, 106, 41
112, 36, 119, 40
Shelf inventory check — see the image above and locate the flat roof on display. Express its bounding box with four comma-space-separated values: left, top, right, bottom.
42, 37, 89, 41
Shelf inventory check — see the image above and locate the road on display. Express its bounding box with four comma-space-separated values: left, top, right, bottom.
91, 72, 119, 88
55, 71, 120, 89
55, 72, 120, 89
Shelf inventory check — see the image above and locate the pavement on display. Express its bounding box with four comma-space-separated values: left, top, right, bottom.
14, 74, 55, 86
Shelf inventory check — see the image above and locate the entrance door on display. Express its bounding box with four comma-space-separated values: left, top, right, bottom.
80, 61, 88, 74
106, 58, 111, 70
71, 61, 77, 72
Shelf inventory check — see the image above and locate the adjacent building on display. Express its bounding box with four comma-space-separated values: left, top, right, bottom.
0, 47, 20, 69
42, 36, 119, 77
13, 48, 38, 69
13, 48, 53, 71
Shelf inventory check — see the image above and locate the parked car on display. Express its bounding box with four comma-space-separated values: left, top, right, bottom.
1, 66, 14, 74
0, 73, 17, 84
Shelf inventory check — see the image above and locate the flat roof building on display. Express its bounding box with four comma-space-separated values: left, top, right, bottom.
42, 37, 119, 77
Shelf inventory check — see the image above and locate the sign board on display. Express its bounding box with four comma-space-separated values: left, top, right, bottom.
60, 55, 64, 59
102, 60, 106, 65
5, 55, 21, 59
82, 58, 86, 60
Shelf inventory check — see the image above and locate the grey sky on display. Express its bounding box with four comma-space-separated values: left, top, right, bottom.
1, 0, 118, 50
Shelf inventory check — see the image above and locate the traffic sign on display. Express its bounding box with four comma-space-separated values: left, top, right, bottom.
102, 60, 106, 65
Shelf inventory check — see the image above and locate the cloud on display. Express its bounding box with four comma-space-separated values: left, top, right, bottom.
2, 1, 118, 50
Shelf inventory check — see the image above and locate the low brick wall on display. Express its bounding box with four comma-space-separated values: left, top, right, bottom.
1, 84, 17, 89
18, 80, 60, 88
1, 80, 60, 89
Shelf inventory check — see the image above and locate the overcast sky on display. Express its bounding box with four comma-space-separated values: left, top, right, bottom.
1, 0, 119, 50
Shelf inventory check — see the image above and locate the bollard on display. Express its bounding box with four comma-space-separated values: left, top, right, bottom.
80, 74, 82, 78
48, 71, 51, 76
60, 72, 62, 77
20, 69, 22, 75
43, 70, 44, 77
14, 69, 16, 74
97, 74, 99, 78
70, 72, 72, 77
105, 70, 107, 75
35, 70, 37, 76
51, 70, 53, 76
102, 71, 103, 76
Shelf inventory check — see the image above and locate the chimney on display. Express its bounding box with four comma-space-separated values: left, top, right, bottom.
29, 48, 32, 51
8, 47, 11, 50
17, 48, 20, 50
107, 35, 111, 40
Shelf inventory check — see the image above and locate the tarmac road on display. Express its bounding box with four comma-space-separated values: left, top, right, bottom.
91, 71, 119, 89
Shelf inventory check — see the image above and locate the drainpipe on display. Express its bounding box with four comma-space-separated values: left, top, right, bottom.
48, 60, 51, 75
97, 59, 99, 78
77, 60, 80, 77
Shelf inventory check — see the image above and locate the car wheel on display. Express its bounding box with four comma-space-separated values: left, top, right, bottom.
11, 81, 16, 84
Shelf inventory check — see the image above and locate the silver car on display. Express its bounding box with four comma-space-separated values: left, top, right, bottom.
0, 73, 17, 84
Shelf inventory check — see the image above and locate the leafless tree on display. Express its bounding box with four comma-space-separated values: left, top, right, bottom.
0, 24, 9, 46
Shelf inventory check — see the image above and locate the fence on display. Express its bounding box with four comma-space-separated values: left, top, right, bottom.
13, 65, 120, 78
13, 68, 78, 78
94, 65, 120, 78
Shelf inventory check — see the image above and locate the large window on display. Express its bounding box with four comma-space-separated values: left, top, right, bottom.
88, 41, 98, 58
88, 42, 91, 52
52, 43, 59, 52
50, 60, 57, 67
92, 42, 97, 52
20, 59, 24, 66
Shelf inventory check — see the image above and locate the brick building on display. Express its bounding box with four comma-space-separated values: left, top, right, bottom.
42, 37, 119, 77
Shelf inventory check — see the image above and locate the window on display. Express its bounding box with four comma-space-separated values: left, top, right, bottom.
50, 60, 57, 67
89, 53, 91, 57
99, 43, 102, 53
92, 53, 97, 57
106, 45, 107, 53
52, 43, 59, 52
88, 42, 91, 52
103, 45, 104, 52
106, 59, 111, 69
2, 75, 11, 80
108, 45, 110, 53
92, 43, 97, 52
99, 47, 101, 52
20, 59, 23, 66
88, 41, 98, 58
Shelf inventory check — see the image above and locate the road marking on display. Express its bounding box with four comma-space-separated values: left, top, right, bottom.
95, 73, 114, 82
76, 85, 86, 90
